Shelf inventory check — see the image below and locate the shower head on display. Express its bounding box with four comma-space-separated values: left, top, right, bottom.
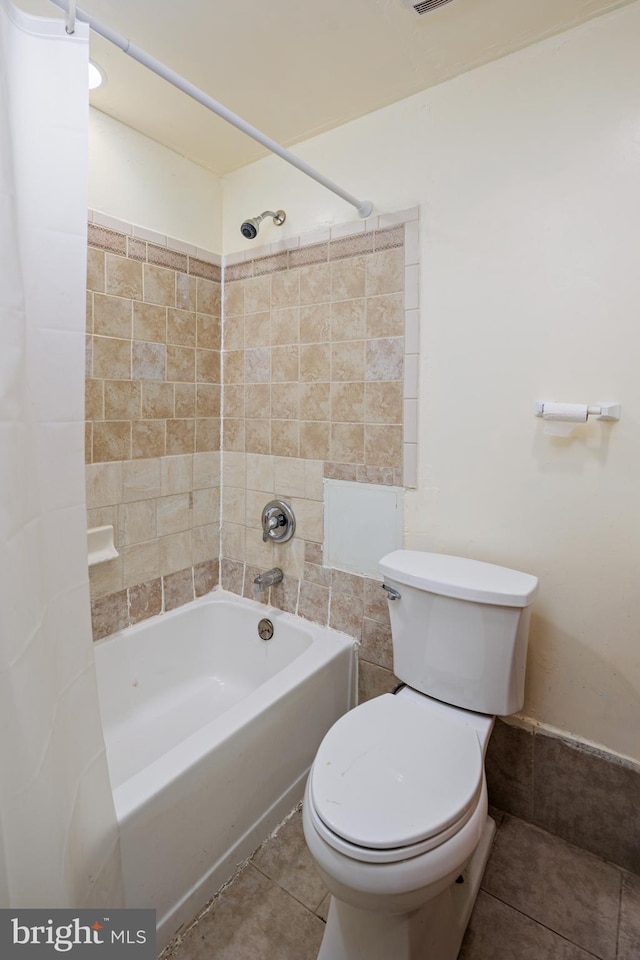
240, 209, 286, 240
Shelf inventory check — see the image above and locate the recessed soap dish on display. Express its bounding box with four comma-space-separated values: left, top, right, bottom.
87, 525, 119, 567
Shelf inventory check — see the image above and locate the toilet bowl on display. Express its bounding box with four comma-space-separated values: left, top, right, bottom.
303, 550, 538, 960
303, 689, 495, 959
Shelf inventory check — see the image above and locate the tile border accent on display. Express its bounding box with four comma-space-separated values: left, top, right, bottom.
223, 206, 419, 265
87, 222, 221, 283
223, 225, 403, 279
89, 209, 222, 271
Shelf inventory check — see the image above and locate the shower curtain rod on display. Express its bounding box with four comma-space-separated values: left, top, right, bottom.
49, 0, 374, 219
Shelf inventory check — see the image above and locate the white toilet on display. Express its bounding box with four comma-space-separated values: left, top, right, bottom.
303, 550, 538, 960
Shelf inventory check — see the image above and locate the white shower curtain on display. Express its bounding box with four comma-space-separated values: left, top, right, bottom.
0, 0, 122, 908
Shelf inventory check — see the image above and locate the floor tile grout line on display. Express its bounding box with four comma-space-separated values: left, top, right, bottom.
479, 890, 609, 960
313, 893, 330, 918
250, 856, 328, 922
228, 859, 328, 937
614, 871, 624, 960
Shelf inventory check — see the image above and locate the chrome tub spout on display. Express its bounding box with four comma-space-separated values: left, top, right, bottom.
253, 567, 284, 593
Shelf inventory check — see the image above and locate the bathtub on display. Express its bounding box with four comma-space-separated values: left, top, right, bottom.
94, 588, 356, 950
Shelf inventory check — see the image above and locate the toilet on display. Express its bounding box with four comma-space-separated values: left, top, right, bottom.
303, 549, 538, 960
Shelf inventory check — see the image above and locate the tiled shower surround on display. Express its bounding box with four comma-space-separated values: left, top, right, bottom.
84, 207, 420, 704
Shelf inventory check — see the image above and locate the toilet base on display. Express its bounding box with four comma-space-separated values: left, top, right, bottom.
316, 816, 496, 960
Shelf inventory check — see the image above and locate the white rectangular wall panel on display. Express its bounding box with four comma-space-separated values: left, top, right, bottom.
323, 480, 403, 577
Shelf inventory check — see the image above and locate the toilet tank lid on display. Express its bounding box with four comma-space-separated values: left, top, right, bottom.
379, 550, 538, 607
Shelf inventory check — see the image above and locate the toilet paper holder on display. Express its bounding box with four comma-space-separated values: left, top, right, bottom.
534, 401, 621, 422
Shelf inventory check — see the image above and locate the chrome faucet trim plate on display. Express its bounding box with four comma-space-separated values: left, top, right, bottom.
261, 500, 296, 543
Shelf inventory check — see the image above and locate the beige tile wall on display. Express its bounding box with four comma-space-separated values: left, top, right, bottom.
85, 219, 222, 639
220, 211, 419, 699
223, 227, 406, 473
86, 222, 221, 463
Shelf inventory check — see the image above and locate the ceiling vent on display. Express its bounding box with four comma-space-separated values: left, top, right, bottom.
402, 0, 456, 13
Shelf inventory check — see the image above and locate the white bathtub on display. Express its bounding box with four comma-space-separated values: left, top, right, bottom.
94, 588, 356, 950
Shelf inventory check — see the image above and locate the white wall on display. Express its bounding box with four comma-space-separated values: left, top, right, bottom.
88, 108, 223, 252
223, 2, 640, 761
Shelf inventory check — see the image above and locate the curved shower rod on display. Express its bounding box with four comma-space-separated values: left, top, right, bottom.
49, 0, 374, 219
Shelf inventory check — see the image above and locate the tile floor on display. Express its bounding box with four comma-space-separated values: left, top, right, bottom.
161, 807, 640, 960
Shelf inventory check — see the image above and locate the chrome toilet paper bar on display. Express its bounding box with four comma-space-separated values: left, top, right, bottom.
534, 401, 621, 421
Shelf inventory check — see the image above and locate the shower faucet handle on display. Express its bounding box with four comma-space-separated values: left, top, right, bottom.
261, 500, 296, 544
264, 513, 282, 541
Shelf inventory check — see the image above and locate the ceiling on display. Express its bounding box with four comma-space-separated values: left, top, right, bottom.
17, 0, 635, 174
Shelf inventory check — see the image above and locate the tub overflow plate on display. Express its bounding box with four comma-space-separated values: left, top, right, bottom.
258, 618, 274, 641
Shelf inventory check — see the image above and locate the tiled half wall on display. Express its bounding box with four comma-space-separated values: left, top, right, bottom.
486, 718, 640, 874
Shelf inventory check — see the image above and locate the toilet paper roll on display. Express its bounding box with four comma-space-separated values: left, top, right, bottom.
542, 402, 588, 437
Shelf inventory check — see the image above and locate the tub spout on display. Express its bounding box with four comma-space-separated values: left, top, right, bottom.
253, 567, 284, 592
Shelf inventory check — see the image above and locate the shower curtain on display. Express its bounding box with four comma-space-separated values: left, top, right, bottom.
0, 0, 122, 907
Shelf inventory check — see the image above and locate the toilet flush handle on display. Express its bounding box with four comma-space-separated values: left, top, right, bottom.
382, 583, 401, 601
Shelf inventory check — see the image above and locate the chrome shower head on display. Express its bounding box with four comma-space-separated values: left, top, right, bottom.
240, 209, 286, 239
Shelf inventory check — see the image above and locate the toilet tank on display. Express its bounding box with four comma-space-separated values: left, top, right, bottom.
378, 551, 538, 716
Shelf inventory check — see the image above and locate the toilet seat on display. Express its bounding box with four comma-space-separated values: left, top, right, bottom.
309, 694, 483, 864
306, 784, 478, 864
